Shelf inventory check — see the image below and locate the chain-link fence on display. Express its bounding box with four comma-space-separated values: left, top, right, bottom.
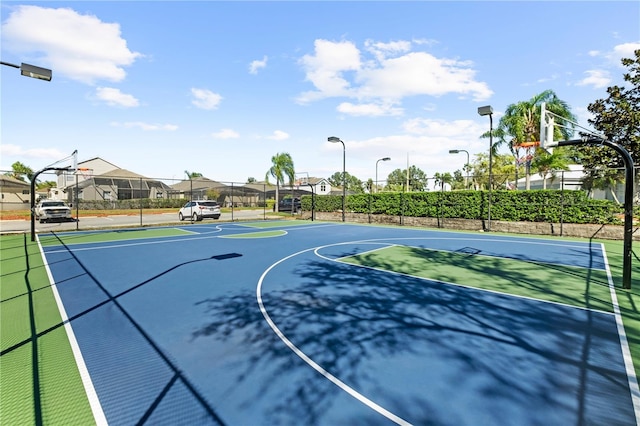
1, 168, 637, 239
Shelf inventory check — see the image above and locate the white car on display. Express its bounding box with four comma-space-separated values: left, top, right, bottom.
179, 201, 221, 221
35, 200, 73, 223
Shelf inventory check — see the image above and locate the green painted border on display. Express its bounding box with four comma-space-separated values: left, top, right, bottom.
220, 230, 287, 239
0, 234, 94, 425
38, 227, 193, 247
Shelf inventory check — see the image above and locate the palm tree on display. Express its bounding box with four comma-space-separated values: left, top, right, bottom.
6, 161, 34, 182
184, 170, 203, 180
492, 90, 576, 189
531, 149, 570, 189
265, 152, 295, 212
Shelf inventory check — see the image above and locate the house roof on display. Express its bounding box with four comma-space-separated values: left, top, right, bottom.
0, 175, 30, 192
170, 177, 228, 191
95, 168, 147, 179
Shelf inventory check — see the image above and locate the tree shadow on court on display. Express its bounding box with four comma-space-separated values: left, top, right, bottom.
192, 253, 634, 425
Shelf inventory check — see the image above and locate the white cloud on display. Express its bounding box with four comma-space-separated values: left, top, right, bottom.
612, 42, 640, 62
297, 39, 362, 102
267, 130, 289, 140
111, 122, 178, 131
0, 143, 66, 160
211, 129, 240, 139
191, 88, 223, 110
337, 102, 403, 117
576, 70, 611, 89
297, 38, 493, 113
95, 87, 139, 107
249, 56, 268, 74
402, 118, 484, 137
1, 5, 141, 84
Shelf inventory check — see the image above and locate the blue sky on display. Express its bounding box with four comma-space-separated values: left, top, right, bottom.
2, 1, 639, 185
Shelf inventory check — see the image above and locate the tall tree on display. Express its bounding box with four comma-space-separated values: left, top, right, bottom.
581, 49, 640, 200
386, 166, 428, 192
265, 152, 295, 212
531, 149, 570, 189
327, 171, 364, 193
6, 161, 34, 182
491, 90, 577, 189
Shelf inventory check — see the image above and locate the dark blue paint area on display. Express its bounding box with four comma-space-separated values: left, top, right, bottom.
41, 223, 633, 425
261, 251, 634, 425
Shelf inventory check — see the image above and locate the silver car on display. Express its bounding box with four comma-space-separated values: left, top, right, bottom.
178, 201, 221, 221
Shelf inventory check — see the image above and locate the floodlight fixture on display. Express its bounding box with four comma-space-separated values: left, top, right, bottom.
375, 157, 391, 193
477, 105, 493, 117
1, 61, 52, 81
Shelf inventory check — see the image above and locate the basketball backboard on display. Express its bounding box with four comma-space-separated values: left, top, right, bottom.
539, 102, 556, 152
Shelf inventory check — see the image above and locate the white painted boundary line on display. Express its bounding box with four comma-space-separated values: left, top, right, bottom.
256, 246, 412, 426
36, 235, 108, 425
602, 243, 640, 425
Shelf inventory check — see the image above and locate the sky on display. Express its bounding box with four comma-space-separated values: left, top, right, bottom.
1, 1, 639, 185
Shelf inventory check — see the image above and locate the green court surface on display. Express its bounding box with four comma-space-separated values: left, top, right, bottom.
220, 230, 287, 238
343, 245, 614, 312
1, 234, 94, 425
37, 227, 193, 247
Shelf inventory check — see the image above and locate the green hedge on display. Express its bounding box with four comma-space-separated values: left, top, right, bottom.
301, 190, 624, 225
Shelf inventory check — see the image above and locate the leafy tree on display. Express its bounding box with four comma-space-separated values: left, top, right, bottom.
531, 149, 570, 189
450, 170, 467, 190
327, 171, 364, 193
470, 153, 517, 190
490, 90, 576, 189
433, 172, 454, 190
206, 188, 220, 201
36, 181, 57, 190
386, 166, 428, 191
5, 161, 34, 182
581, 49, 640, 201
246, 177, 256, 183
265, 152, 295, 212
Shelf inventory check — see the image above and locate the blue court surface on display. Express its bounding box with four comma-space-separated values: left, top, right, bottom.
38, 221, 639, 425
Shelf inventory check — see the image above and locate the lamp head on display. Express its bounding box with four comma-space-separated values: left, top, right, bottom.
20, 63, 52, 81
449, 150, 460, 154
328, 136, 342, 143
477, 105, 493, 116
382, 157, 390, 161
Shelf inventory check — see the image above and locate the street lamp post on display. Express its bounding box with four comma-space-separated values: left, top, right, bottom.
448, 149, 470, 189
375, 157, 391, 193
328, 136, 346, 222
1, 61, 52, 81
478, 105, 493, 231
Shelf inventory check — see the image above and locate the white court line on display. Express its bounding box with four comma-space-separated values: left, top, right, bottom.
256, 245, 412, 426
602, 244, 640, 424
36, 235, 108, 425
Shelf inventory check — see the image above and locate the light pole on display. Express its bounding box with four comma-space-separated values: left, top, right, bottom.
328, 136, 346, 222
1, 61, 52, 81
448, 149, 469, 189
375, 157, 390, 193
478, 105, 493, 231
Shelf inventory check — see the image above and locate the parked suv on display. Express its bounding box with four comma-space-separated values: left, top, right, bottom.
35, 200, 73, 223
179, 200, 221, 221
278, 198, 301, 213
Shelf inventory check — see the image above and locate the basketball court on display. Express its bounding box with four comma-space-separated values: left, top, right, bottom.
2, 220, 638, 425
